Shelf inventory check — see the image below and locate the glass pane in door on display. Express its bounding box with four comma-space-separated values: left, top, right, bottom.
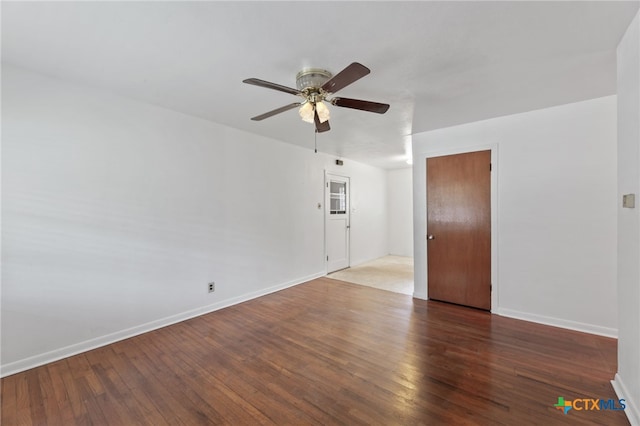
330, 181, 347, 214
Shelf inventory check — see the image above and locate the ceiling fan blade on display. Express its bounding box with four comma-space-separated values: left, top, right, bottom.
314, 110, 330, 133
243, 78, 301, 96
331, 97, 390, 114
250, 102, 302, 121
321, 62, 370, 94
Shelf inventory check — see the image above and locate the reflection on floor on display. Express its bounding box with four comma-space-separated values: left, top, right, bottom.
326, 255, 414, 295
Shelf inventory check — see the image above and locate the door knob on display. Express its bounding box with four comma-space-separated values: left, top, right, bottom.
427, 234, 435, 240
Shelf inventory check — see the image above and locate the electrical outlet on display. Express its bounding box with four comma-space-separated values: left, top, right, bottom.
208, 282, 215, 293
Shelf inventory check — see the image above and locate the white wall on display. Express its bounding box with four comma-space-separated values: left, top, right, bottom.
341, 161, 389, 267
387, 168, 413, 257
413, 95, 618, 336
614, 10, 640, 426
1, 65, 388, 375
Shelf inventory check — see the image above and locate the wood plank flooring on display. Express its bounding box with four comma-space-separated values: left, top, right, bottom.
1, 278, 627, 425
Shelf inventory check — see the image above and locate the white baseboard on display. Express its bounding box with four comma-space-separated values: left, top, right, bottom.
496, 308, 618, 338
413, 290, 427, 300
612, 373, 640, 426
0, 272, 324, 378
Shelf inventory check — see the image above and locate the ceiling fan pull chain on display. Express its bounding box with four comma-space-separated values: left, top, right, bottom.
314, 129, 318, 153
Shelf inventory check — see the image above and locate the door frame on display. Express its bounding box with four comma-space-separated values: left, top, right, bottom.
324, 171, 351, 274
413, 143, 499, 313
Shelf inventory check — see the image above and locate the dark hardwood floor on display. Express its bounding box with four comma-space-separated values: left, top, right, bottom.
1, 278, 627, 425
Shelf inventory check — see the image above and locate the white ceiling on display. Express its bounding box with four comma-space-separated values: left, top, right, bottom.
2, 1, 638, 169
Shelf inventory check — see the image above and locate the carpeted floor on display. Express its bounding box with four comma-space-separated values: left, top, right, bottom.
326, 255, 414, 295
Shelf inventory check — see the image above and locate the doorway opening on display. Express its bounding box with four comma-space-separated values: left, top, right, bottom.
325, 168, 414, 296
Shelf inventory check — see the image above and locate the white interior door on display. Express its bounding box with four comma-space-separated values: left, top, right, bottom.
326, 173, 350, 273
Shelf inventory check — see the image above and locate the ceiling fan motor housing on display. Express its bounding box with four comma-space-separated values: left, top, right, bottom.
296, 68, 332, 91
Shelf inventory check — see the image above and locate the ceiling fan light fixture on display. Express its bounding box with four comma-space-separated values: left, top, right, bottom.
299, 101, 315, 123
316, 101, 330, 123
244, 62, 389, 132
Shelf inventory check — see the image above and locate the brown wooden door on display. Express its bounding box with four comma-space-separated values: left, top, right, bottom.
427, 150, 491, 310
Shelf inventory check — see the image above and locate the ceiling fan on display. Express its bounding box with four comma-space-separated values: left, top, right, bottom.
243, 62, 390, 133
